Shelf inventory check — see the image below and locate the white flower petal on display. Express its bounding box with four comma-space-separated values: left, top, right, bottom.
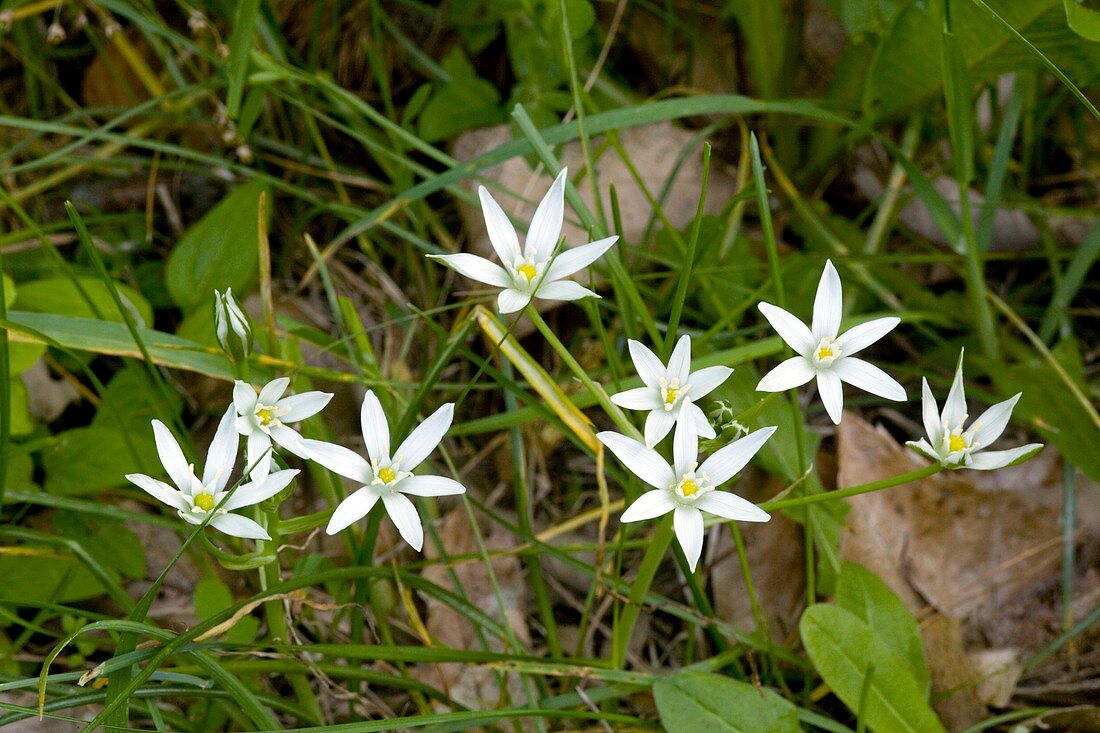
906, 438, 939, 461
326, 487, 379, 534
817, 370, 844, 424
834, 358, 906, 401
525, 168, 567, 261
126, 474, 189, 511
534, 279, 598, 302
394, 403, 453, 470
203, 406, 240, 492
610, 386, 662, 411
758, 302, 815, 356
278, 391, 333, 423
620, 489, 676, 522
688, 402, 716, 440
209, 512, 270, 540
921, 379, 943, 447
756, 356, 815, 393
597, 431, 676, 489
666, 334, 692, 383
300, 438, 371, 482
497, 288, 531, 314
246, 430, 273, 482
673, 506, 704, 572
839, 317, 900, 356
429, 253, 511, 288
478, 185, 521, 263
223, 469, 299, 511
269, 423, 307, 458
399, 474, 467, 497
258, 377, 290, 406
812, 259, 843, 340
969, 393, 1022, 449
644, 409, 677, 449
382, 492, 424, 551
968, 444, 1043, 471
544, 236, 617, 281
942, 353, 968, 428
698, 426, 777, 486
627, 339, 666, 387
672, 410, 699, 478
152, 420, 192, 492
233, 381, 257, 414
360, 390, 391, 465
687, 366, 732, 399
695, 491, 770, 522
234, 415, 254, 436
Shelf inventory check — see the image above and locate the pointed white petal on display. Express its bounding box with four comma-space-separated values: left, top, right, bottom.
943, 354, 968, 428
360, 390, 391, 465
258, 377, 291, 406
695, 491, 770, 522
534, 279, 598, 302
688, 402, 716, 440
756, 356, 815, 392
234, 415, 254, 436
666, 334, 692, 383
246, 430, 273, 482
644, 409, 677, 449
126, 474, 189, 511
839, 317, 900, 356
610, 386, 662, 411
233, 381, 257, 414
620, 489, 676, 522
395, 403, 453, 470
835, 358, 906, 401
921, 379, 943, 446
497, 288, 531, 314
326, 487, 379, 534
597, 431, 675, 489
758, 302, 815, 356
152, 420, 192, 492
812, 260, 843, 340
687, 366, 732, 399
428, 253, 511, 288
627, 339, 667, 387
968, 444, 1043, 470
382, 492, 424, 551
817, 370, 844, 424
969, 393, 1021, 449
399, 474, 467, 497
278, 391, 333, 423
209, 513, 270, 540
673, 507, 704, 572
525, 168, 567, 261
300, 438, 371, 482
672, 410, 699, 478
269, 423, 307, 458
544, 236, 617, 281
223, 469, 298, 511
906, 438, 940, 461
478, 185, 521, 263
204, 406, 240, 492
699, 426, 777, 486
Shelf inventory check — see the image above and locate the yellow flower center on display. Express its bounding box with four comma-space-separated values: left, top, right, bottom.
948, 433, 967, 452
817, 346, 834, 360
377, 466, 397, 484
256, 406, 275, 426
680, 479, 699, 497
517, 263, 538, 282
194, 493, 215, 511
664, 387, 678, 405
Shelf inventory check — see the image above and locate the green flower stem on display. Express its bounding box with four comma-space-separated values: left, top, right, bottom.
613, 514, 674, 669
761, 464, 943, 513
525, 305, 641, 442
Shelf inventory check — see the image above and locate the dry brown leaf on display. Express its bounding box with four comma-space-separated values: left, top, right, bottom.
921, 614, 986, 730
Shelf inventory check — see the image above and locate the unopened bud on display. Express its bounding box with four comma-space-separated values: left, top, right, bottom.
187, 11, 207, 34
47, 22, 66, 44
0, 11, 14, 32
214, 288, 253, 361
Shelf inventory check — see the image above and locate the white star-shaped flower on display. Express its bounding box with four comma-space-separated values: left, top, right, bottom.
756, 259, 905, 424
126, 406, 299, 540
907, 351, 1042, 470
598, 408, 774, 572
233, 377, 333, 481
610, 334, 733, 447
301, 391, 466, 551
427, 168, 618, 314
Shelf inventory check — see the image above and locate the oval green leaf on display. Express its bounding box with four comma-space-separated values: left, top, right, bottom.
653, 670, 800, 733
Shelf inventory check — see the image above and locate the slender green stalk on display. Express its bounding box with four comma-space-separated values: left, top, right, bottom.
664, 143, 711, 359
761, 464, 943, 512
613, 515, 674, 668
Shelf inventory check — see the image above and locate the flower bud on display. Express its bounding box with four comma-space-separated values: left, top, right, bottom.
214, 288, 253, 361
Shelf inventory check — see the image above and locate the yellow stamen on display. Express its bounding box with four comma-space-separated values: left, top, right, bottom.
377, 467, 397, 484
194, 493, 215, 511
817, 346, 834, 360
948, 434, 966, 452
664, 387, 678, 405
256, 406, 275, 426
680, 479, 698, 497
517, 263, 538, 282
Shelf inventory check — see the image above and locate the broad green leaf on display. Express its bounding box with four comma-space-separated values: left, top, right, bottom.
165, 178, 269, 312
1064, 0, 1100, 40
54, 512, 145, 580
2, 273, 13, 309
836, 562, 929, 694
92, 365, 183, 436
225, 0, 262, 118
14, 275, 153, 327
418, 49, 505, 142
801, 605, 946, 733
7, 378, 32, 435
43, 426, 153, 496
654, 670, 800, 733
